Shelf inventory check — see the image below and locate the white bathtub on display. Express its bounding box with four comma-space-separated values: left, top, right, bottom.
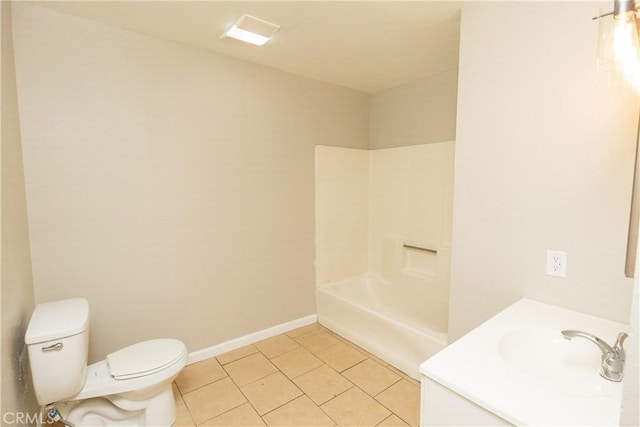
317, 275, 447, 379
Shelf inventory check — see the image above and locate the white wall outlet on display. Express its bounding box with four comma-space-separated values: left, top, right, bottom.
546, 250, 567, 277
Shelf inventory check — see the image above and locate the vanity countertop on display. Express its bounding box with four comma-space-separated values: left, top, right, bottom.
420, 298, 628, 426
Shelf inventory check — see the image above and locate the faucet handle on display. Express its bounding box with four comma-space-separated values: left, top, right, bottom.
613, 332, 628, 362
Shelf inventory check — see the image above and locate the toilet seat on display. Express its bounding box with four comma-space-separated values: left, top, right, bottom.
107, 339, 186, 380
71, 339, 187, 401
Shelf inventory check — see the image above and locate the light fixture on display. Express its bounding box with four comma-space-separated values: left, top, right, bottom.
599, 1, 640, 279
596, 0, 640, 92
221, 14, 280, 46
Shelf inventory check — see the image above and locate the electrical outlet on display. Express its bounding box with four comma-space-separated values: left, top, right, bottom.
546, 250, 567, 277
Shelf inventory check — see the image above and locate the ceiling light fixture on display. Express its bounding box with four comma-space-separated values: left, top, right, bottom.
221, 14, 280, 46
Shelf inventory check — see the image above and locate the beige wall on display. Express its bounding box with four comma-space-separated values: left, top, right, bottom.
315, 146, 369, 285
369, 69, 457, 149
11, 2, 369, 362
450, 2, 638, 342
1, 1, 38, 421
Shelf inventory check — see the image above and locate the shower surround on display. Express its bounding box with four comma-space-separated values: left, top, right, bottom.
315, 142, 454, 378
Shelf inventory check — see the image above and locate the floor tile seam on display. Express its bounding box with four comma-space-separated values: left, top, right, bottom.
255, 334, 302, 359
370, 385, 417, 427
173, 381, 189, 402
383, 364, 420, 385
322, 355, 371, 374
267, 343, 310, 362
174, 380, 189, 396
172, 382, 193, 421
193, 398, 250, 427
215, 371, 270, 424
245, 367, 306, 393
221, 352, 279, 387
181, 379, 249, 425
268, 347, 327, 381
340, 356, 374, 377
360, 355, 418, 385
316, 338, 344, 354
177, 370, 231, 394
331, 333, 360, 348
178, 372, 232, 397
234, 365, 307, 417
174, 400, 197, 427
289, 332, 317, 351
316, 401, 341, 427
263, 394, 342, 427
371, 376, 403, 398
320, 381, 411, 425
260, 343, 302, 360
374, 407, 415, 427
341, 357, 405, 394
218, 349, 272, 369
312, 361, 354, 382
215, 348, 260, 367
330, 333, 371, 353
284, 328, 314, 339
247, 379, 306, 419
311, 382, 357, 407
279, 360, 327, 381
375, 413, 400, 427
184, 412, 197, 427
289, 329, 341, 353
318, 335, 369, 357
289, 327, 322, 340
317, 381, 379, 411
290, 361, 357, 403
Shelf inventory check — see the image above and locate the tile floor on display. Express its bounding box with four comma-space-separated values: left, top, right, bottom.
173, 323, 421, 427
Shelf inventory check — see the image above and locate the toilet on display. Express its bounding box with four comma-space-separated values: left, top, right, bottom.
25, 298, 187, 426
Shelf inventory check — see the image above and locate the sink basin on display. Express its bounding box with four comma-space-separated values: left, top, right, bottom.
498, 327, 612, 396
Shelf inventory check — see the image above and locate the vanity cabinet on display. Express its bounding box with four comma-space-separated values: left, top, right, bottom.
420, 376, 511, 426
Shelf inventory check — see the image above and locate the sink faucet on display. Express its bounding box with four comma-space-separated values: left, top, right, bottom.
561, 330, 628, 382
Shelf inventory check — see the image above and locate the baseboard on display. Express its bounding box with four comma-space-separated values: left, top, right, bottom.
186, 314, 318, 365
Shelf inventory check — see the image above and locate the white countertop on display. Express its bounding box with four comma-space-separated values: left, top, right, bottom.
420, 299, 627, 426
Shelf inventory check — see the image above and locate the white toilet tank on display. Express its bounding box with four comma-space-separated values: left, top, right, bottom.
25, 298, 90, 406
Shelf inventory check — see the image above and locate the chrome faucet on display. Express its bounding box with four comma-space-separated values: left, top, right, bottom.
561, 330, 628, 382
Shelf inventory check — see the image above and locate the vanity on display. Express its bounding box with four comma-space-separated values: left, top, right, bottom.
419, 299, 628, 426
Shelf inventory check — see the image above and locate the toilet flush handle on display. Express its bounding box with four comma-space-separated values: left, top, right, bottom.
42, 342, 63, 352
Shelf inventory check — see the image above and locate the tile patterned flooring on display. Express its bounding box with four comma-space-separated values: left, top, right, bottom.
173, 323, 420, 427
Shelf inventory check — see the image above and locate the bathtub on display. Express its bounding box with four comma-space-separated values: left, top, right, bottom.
317, 275, 447, 380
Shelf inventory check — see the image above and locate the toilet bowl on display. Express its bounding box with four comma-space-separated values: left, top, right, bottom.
25, 298, 187, 427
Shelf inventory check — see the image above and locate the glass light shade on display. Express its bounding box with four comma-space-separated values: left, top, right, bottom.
613, 17, 640, 92
598, 8, 618, 73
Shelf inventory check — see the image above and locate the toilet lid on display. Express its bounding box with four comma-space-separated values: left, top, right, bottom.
107, 338, 186, 380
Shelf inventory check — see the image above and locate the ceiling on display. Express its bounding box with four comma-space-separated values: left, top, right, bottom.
32, 1, 463, 94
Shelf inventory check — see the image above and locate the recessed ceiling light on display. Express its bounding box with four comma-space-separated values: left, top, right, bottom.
221, 14, 280, 46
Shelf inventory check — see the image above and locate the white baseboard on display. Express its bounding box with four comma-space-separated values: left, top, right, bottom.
187, 314, 318, 365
